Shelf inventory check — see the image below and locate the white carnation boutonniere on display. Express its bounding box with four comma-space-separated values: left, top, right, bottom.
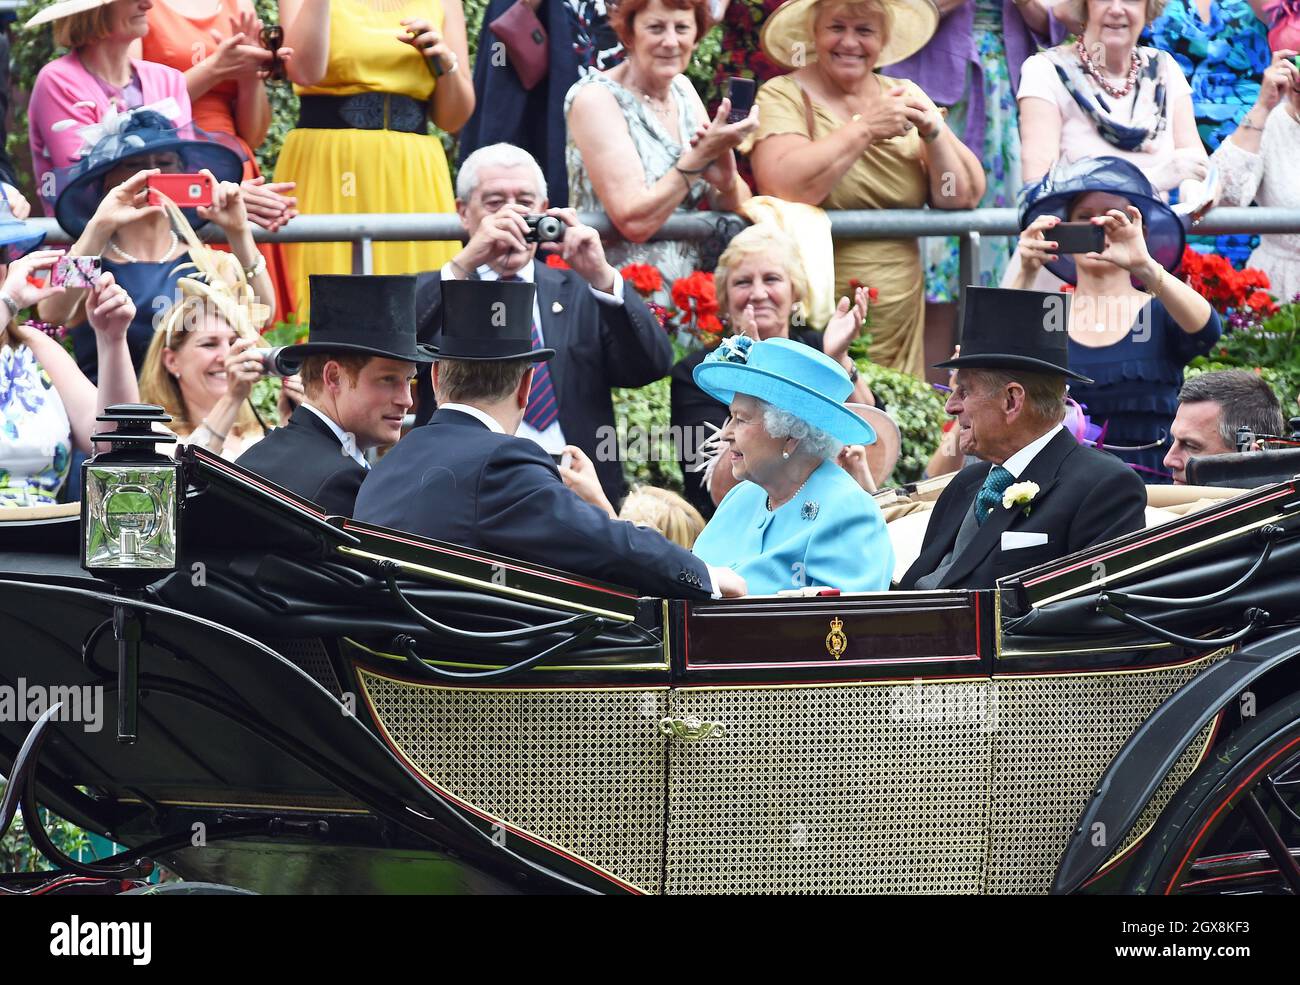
1002, 481, 1040, 517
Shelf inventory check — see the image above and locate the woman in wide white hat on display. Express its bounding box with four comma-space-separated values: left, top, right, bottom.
745, 0, 985, 379
691, 336, 894, 595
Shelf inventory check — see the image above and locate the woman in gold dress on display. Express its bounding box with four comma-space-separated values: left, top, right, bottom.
275, 0, 473, 319
747, 0, 985, 378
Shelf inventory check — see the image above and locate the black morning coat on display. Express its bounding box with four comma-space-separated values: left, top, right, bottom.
353, 408, 714, 599
413, 264, 673, 507
897, 428, 1148, 591
234, 405, 367, 517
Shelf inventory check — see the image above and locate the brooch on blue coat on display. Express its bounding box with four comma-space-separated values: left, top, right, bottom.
801, 500, 819, 520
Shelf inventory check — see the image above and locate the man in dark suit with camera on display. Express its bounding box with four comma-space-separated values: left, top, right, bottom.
898, 288, 1147, 591
236, 275, 433, 516
413, 143, 672, 508
355, 280, 746, 600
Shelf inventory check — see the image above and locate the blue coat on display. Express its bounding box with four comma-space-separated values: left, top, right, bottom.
692, 460, 894, 595
354, 408, 714, 599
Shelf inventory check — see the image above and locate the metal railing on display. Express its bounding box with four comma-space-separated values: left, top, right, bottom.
22, 206, 1300, 299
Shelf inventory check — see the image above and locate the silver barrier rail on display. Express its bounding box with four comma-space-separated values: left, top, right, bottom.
21, 206, 1300, 295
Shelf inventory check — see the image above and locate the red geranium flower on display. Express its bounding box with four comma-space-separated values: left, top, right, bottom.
545, 254, 570, 269
621, 263, 663, 296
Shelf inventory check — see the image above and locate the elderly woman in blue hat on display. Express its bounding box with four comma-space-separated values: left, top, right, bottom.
690, 337, 894, 595
0, 208, 139, 506
1010, 156, 1221, 483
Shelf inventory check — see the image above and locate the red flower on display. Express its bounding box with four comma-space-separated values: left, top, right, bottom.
621, 263, 663, 296
545, 255, 570, 269
670, 271, 719, 320
697, 313, 724, 338
867, 286, 879, 301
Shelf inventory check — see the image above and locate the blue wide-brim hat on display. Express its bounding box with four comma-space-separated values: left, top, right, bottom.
52, 111, 245, 238
693, 336, 876, 446
1020, 156, 1185, 286
0, 204, 45, 262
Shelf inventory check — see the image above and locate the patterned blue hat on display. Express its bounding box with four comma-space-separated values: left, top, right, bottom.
693, 337, 876, 446
1020, 156, 1186, 286
0, 199, 44, 262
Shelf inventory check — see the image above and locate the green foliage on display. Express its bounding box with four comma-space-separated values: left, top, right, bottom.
611, 376, 683, 493
1187, 301, 1300, 412
684, 24, 724, 106
0, 783, 91, 872
856, 359, 948, 485
252, 0, 299, 177
9, 0, 62, 199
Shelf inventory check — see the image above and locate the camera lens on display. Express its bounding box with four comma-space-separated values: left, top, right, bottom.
536, 216, 564, 242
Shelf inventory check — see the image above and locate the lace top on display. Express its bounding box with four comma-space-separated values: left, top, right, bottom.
0, 344, 72, 507
1211, 104, 1300, 301
564, 73, 707, 289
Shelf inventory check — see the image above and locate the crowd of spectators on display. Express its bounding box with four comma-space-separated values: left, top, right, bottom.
0, 0, 1297, 517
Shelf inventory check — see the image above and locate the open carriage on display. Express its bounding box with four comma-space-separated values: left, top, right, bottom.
1, 408, 1299, 895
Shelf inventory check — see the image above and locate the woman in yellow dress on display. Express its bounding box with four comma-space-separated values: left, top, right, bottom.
276, 0, 473, 320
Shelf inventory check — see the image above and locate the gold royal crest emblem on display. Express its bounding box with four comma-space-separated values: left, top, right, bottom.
825, 617, 848, 660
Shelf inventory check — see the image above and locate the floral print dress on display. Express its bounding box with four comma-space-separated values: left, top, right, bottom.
1144, 0, 1272, 266
0, 345, 72, 507
924, 0, 1022, 301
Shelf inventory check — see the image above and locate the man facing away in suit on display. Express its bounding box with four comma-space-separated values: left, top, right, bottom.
413, 142, 673, 508
355, 279, 746, 600
236, 275, 433, 516
898, 287, 1148, 591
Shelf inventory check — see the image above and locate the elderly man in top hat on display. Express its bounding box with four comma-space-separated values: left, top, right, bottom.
898, 287, 1147, 591
355, 280, 747, 600
236, 275, 432, 516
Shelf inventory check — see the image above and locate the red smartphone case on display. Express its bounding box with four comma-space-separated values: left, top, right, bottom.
147, 173, 214, 208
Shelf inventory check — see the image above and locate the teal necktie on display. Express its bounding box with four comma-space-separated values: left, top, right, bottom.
974, 465, 1014, 526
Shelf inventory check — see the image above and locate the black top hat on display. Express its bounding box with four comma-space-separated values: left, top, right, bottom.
935, 286, 1093, 384
279, 275, 436, 366
431, 279, 554, 362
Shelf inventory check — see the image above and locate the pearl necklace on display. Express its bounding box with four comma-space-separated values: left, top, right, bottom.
108, 231, 179, 264
766, 475, 810, 513
1076, 39, 1140, 99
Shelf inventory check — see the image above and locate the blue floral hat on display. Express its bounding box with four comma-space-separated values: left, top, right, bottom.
52, 109, 245, 238
693, 336, 876, 446
1019, 156, 1185, 286
0, 197, 45, 262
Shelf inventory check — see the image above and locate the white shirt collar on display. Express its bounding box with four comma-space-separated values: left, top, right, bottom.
439, 402, 506, 434
299, 401, 368, 469
1001, 424, 1064, 479
477, 260, 535, 283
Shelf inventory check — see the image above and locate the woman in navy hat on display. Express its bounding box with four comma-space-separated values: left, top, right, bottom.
1011, 156, 1221, 483
690, 336, 894, 595
37, 109, 263, 384
0, 213, 139, 506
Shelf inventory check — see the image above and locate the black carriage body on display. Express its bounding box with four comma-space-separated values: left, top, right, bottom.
2, 446, 1299, 895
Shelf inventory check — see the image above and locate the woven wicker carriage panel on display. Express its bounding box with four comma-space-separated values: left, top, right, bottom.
358, 671, 668, 894
664, 682, 993, 894
985, 655, 1219, 894
1107, 719, 1217, 868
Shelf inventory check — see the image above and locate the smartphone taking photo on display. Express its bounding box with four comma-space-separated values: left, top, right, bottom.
1051, 221, 1106, 255
146, 173, 215, 208
726, 77, 756, 123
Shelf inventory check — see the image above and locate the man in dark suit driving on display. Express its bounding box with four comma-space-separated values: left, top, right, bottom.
413, 143, 672, 508
236, 275, 433, 516
898, 288, 1147, 591
355, 280, 746, 600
